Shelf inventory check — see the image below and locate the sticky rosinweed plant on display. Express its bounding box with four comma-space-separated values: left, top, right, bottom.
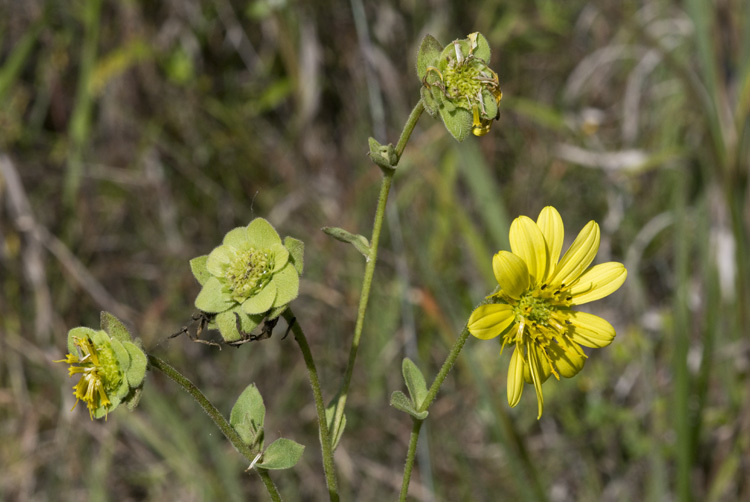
57, 32, 626, 501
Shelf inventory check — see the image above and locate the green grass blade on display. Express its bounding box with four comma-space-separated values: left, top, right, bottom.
456, 141, 510, 253
0, 19, 42, 101
64, 0, 103, 206
671, 168, 691, 502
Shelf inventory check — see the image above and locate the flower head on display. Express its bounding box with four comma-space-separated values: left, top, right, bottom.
57, 312, 148, 420
190, 218, 304, 342
417, 32, 503, 141
468, 207, 627, 418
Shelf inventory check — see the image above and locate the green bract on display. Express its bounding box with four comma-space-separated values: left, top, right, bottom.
190, 218, 303, 342
58, 312, 147, 420
417, 32, 503, 141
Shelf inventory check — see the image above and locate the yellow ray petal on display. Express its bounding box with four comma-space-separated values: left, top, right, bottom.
526, 341, 545, 419
566, 310, 616, 348
522, 345, 551, 384
569, 263, 627, 305
492, 251, 530, 299
509, 216, 548, 284
468, 304, 515, 340
536, 206, 564, 282
546, 336, 586, 378
507, 346, 525, 407
549, 221, 600, 287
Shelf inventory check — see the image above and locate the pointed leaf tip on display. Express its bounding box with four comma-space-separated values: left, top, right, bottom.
322, 226, 371, 259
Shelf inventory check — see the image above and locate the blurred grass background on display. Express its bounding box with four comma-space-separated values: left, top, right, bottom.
1, 0, 749, 500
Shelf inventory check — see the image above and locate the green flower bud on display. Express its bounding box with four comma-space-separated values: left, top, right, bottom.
190, 218, 303, 342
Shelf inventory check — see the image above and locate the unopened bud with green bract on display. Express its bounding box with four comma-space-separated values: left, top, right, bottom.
57, 312, 147, 420
417, 32, 503, 141
190, 218, 304, 342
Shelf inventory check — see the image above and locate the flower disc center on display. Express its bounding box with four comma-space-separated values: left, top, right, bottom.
225, 247, 274, 302
444, 63, 481, 103
516, 292, 552, 326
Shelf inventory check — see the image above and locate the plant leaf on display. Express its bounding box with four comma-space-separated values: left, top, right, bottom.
367, 137, 398, 171
230, 384, 266, 448
402, 358, 428, 409
270, 263, 299, 308
100, 311, 132, 342
246, 217, 283, 248
440, 107, 473, 142
256, 438, 305, 470
194, 277, 235, 313
123, 341, 148, 387
472, 32, 492, 63
324, 397, 346, 451
420, 86, 439, 117
216, 307, 261, 342
284, 236, 305, 274
416, 34, 443, 80
322, 226, 371, 260
390, 391, 428, 420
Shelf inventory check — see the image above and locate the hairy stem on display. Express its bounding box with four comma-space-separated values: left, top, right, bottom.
331, 100, 425, 439
399, 419, 424, 501
283, 309, 339, 501
147, 354, 282, 501
257, 469, 282, 502
399, 295, 489, 496
420, 327, 471, 413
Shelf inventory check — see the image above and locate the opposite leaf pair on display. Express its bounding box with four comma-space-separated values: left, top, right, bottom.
230, 383, 304, 471
391, 358, 429, 421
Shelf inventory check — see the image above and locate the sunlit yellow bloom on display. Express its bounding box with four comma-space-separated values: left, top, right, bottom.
468, 207, 627, 418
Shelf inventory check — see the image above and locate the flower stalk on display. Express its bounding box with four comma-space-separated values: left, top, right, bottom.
330, 100, 425, 439
398, 325, 473, 499
283, 309, 340, 501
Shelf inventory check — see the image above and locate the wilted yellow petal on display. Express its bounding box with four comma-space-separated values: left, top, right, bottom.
493, 251, 530, 299
549, 221, 600, 287
566, 311, 616, 348
569, 263, 627, 305
522, 344, 551, 384
526, 342, 546, 419
468, 304, 515, 340
537, 206, 564, 282
509, 216, 548, 283
507, 347, 525, 407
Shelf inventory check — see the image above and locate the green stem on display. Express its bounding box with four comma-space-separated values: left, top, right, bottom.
257, 469, 283, 502
331, 100, 424, 434
400, 316, 480, 497
283, 309, 339, 501
399, 419, 424, 501
420, 327, 471, 413
395, 100, 425, 158
147, 354, 282, 501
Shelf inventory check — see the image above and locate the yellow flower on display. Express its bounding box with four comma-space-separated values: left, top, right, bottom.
468, 207, 627, 418
56, 314, 148, 420
58, 334, 122, 419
